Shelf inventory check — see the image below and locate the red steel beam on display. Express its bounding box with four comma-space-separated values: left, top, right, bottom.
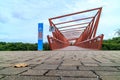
60, 26, 86, 31
47, 35, 52, 50
55, 17, 93, 25
61, 29, 84, 33
68, 38, 78, 41
93, 8, 102, 37
58, 22, 89, 29
49, 20, 69, 42
49, 7, 102, 20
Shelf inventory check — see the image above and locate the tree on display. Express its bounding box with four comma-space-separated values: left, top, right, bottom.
115, 29, 120, 37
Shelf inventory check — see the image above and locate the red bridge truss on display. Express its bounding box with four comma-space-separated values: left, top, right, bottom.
47, 7, 104, 50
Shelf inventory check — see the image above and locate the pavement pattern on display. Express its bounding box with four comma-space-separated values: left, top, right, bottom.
0, 51, 120, 80
57, 46, 92, 50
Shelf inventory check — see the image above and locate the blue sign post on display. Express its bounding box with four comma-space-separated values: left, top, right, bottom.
38, 23, 43, 50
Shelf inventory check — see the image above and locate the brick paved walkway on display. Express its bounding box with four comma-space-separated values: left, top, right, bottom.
0, 51, 120, 80
57, 46, 92, 50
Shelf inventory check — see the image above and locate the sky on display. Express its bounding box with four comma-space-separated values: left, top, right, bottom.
0, 0, 120, 43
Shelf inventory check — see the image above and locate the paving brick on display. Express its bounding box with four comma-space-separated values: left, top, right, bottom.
1, 76, 59, 80
99, 63, 120, 66
0, 64, 11, 68
95, 71, 120, 76
46, 70, 96, 78
62, 61, 81, 66
30, 60, 42, 64
44, 60, 62, 65
28, 64, 38, 67
79, 66, 118, 71
81, 59, 97, 63
94, 59, 112, 63
83, 63, 99, 66
32, 64, 58, 70
59, 65, 77, 70
0, 75, 3, 79
0, 67, 29, 75
58, 46, 90, 50
118, 67, 120, 70
21, 69, 48, 76
0, 67, 4, 70
61, 77, 98, 80
101, 76, 120, 80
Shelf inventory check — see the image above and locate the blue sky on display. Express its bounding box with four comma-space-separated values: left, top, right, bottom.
0, 0, 120, 43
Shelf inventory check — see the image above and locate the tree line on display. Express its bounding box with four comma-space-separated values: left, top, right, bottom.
0, 42, 50, 51
0, 37, 120, 51
102, 37, 120, 50
102, 29, 120, 50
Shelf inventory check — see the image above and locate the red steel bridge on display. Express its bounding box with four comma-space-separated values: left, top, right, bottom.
47, 7, 104, 50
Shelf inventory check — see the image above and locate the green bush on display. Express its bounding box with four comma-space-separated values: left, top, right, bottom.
102, 43, 120, 50
0, 42, 50, 51
102, 37, 120, 50
43, 42, 50, 50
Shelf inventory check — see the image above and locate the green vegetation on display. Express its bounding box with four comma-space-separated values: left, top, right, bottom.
0, 37, 120, 50
102, 29, 120, 50
0, 42, 50, 51
43, 42, 50, 50
102, 37, 120, 50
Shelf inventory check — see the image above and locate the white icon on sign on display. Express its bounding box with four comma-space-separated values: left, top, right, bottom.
49, 26, 55, 32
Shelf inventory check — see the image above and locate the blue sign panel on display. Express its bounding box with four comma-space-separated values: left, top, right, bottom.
38, 23, 43, 50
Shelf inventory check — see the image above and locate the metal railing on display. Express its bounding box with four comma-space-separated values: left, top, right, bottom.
74, 34, 104, 50
47, 35, 70, 50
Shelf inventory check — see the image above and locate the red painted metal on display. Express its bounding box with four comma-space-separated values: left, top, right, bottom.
75, 34, 104, 50
47, 35, 69, 50
58, 22, 89, 29
55, 17, 93, 25
61, 29, 84, 33
47, 7, 104, 50
50, 7, 102, 20
68, 38, 78, 41
60, 26, 86, 32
